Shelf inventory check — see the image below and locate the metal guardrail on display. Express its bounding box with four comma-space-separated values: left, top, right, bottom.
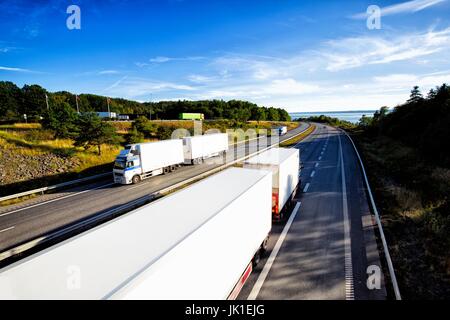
341, 129, 402, 300
0, 173, 112, 203
0, 123, 312, 265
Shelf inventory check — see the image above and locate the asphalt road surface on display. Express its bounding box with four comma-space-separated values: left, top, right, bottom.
0, 122, 309, 252
238, 124, 387, 300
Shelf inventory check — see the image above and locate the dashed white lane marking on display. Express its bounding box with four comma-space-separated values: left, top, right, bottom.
0, 183, 116, 217
0, 226, 15, 233
248, 202, 302, 300
338, 133, 355, 300
315, 163, 319, 168
303, 183, 310, 193
310, 170, 315, 178
318, 156, 322, 161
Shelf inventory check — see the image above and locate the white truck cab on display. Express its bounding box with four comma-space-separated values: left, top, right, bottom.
113, 146, 143, 184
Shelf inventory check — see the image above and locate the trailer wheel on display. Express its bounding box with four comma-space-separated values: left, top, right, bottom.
131, 175, 141, 184
261, 236, 269, 253
170, 165, 176, 172
252, 250, 261, 267
163, 167, 170, 174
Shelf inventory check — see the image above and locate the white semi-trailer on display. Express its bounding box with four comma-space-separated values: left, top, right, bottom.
244, 147, 300, 220
113, 139, 184, 184
0, 167, 272, 300
183, 133, 228, 164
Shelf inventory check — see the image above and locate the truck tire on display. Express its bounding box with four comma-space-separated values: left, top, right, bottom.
132, 175, 141, 184
261, 236, 269, 253
252, 250, 261, 267
163, 167, 170, 174
170, 165, 176, 172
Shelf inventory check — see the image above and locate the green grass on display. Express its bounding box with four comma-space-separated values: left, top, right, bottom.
280, 125, 315, 147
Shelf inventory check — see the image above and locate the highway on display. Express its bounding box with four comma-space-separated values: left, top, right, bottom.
0, 122, 309, 254
238, 124, 387, 300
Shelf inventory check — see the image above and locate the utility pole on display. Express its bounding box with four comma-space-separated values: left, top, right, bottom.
107, 97, 111, 116
45, 94, 49, 110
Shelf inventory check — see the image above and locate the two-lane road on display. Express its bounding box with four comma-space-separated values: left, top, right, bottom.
239, 124, 387, 300
0, 122, 309, 253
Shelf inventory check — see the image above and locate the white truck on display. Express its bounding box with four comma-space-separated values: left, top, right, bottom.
182, 133, 228, 164
113, 139, 184, 184
276, 126, 288, 135
244, 147, 300, 220
0, 167, 272, 300
96, 111, 117, 119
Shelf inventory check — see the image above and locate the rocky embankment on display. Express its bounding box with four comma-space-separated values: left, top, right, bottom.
0, 146, 80, 187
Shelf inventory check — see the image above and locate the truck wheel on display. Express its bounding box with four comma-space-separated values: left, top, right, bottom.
261, 236, 269, 253
170, 165, 176, 172
252, 250, 261, 267
163, 167, 170, 174
132, 175, 141, 184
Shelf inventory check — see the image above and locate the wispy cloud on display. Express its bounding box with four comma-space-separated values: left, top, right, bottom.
98, 70, 120, 75
103, 77, 196, 98
322, 27, 450, 71
0, 66, 34, 72
0, 46, 17, 53
352, 0, 447, 19
137, 56, 206, 67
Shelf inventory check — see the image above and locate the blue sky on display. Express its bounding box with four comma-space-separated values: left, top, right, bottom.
1, 0, 450, 111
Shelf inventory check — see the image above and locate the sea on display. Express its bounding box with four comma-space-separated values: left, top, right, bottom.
289, 110, 378, 124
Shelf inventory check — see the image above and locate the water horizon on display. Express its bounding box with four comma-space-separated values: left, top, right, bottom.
289, 110, 378, 123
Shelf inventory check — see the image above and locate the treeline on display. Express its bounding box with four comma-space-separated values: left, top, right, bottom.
298, 114, 356, 130
0, 81, 290, 122
360, 84, 450, 167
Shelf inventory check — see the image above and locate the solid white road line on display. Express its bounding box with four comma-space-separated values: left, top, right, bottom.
338, 133, 355, 300
248, 202, 302, 300
310, 170, 315, 178
303, 183, 310, 193
0, 226, 15, 233
0, 183, 116, 217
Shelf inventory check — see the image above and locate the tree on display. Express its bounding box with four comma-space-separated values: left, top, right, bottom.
358, 115, 373, 127
267, 107, 280, 121
21, 84, 47, 118
407, 86, 423, 104
0, 81, 22, 121
74, 113, 122, 154
41, 102, 79, 138
133, 116, 157, 138
125, 127, 145, 144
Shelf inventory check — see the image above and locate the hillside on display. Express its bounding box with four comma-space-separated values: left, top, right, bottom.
353, 84, 450, 299
0, 81, 290, 123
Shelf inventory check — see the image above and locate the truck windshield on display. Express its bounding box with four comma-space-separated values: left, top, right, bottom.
114, 160, 126, 170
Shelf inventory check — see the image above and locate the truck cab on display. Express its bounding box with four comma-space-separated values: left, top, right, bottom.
113, 146, 142, 184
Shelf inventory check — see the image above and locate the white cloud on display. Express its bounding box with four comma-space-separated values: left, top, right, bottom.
373, 72, 450, 88
322, 27, 450, 71
0, 66, 33, 72
98, 70, 120, 75
103, 77, 196, 98
352, 0, 446, 19
187, 74, 216, 83
148, 56, 205, 63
